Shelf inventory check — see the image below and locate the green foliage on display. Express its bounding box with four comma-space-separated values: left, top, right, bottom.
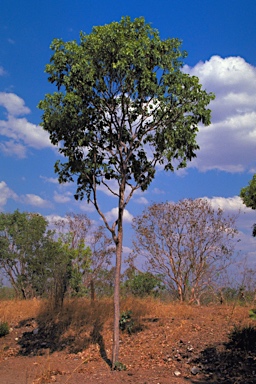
0, 287, 15, 300
119, 310, 134, 333
0, 210, 55, 298
240, 174, 256, 237
113, 362, 127, 371
0, 321, 9, 337
240, 174, 256, 210
124, 270, 164, 298
249, 309, 256, 320
38, 16, 214, 204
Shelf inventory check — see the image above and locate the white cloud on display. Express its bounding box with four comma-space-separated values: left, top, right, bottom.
134, 196, 149, 205
205, 195, 248, 212
40, 176, 59, 184
0, 92, 30, 116
152, 187, 165, 195
0, 92, 53, 158
78, 199, 96, 213
184, 56, 256, 173
0, 181, 18, 209
45, 214, 67, 229
0, 140, 27, 158
204, 195, 255, 239
105, 207, 134, 223
20, 194, 53, 208
53, 191, 72, 203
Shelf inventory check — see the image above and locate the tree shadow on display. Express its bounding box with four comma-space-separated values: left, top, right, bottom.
17, 302, 111, 367
189, 325, 256, 384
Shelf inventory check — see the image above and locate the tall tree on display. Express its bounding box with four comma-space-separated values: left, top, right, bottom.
240, 174, 256, 237
38, 16, 214, 367
132, 199, 238, 304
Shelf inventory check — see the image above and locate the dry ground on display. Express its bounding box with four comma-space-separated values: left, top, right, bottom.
0, 298, 256, 384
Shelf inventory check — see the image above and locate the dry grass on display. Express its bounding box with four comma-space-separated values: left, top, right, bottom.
0, 298, 42, 326
0, 296, 251, 329
0, 297, 255, 384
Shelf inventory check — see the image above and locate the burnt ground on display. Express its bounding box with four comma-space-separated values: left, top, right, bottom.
0, 302, 256, 384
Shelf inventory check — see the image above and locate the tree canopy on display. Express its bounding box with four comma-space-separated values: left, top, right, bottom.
38, 16, 214, 367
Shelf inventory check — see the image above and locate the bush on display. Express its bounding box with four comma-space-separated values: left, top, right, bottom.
249, 308, 256, 320
0, 321, 9, 337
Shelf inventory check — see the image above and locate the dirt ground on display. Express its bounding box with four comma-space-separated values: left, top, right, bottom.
0, 301, 256, 384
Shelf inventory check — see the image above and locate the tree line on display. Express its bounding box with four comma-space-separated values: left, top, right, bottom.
1, 198, 247, 306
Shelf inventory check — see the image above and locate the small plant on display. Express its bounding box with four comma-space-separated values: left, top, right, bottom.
0, 321, 9, 337
113, 361, 127, 371
119, 310, 134, 334
249, 308, 256, 320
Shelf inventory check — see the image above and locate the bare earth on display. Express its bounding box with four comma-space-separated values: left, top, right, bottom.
0, 301, 256, 384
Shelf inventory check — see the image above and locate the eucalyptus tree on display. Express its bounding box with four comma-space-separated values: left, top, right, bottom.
38, 16, 214, 367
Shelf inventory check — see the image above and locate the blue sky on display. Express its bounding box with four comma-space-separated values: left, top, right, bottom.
0, 0, 256, 270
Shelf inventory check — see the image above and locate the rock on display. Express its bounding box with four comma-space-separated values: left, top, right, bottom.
191, 366, 200, 375
174, 370, 182, 377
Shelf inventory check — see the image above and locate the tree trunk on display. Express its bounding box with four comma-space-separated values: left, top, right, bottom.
90, 279, 95, 303
112, 227, 123, 368
111, 186, 124, 369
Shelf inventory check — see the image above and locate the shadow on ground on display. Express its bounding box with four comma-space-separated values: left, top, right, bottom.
17, 301, 112, 368
190, 325, 256, 384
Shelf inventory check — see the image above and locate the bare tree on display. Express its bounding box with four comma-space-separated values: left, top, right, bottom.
132, 198, 238, 304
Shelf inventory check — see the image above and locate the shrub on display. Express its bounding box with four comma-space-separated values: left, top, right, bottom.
0, 321, 9, 337
249, 308, 256, 320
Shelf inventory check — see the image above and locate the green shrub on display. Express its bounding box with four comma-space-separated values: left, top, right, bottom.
0, 321, 9, 337
119, 310, 134, 333
249, 308, 256, 320
113, 361, 127, 371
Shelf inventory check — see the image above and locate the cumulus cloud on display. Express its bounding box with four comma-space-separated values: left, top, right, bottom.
204, 195, 255, 242
205, 195, 248, 212
40, 176, 59, 184
134, 196, 149, 205
0, 93, 30, 116
53, 191, 72, 203
105, 207, 134, 223
184, 56, 256, 173
0, 181, 18, 209
20, 193, 53, 208
0, 92, 53, 157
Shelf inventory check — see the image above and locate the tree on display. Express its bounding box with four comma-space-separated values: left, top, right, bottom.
123, 267, 164, 298
38, 16, 214, 366
53, 213, 114, 299
240, 174, 256, 237
132, 199, 238, 304
0, 211, 54, 298
53, 213, 93, 297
